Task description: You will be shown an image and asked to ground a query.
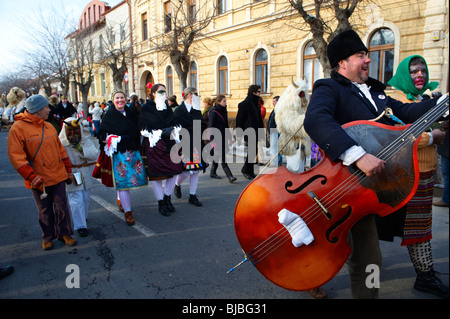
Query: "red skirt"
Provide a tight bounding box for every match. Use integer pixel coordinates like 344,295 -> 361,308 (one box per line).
92,150 -> 114,187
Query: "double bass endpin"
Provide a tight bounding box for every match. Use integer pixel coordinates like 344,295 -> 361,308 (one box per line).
308,191 -> 333,219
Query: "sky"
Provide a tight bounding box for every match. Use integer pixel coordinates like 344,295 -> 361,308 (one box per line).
0,0 -> 122,75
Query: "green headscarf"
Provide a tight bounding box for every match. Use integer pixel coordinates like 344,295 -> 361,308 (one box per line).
387,55 -> 439,101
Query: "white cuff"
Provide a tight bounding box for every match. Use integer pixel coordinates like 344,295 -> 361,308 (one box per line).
339,145 -> 366,166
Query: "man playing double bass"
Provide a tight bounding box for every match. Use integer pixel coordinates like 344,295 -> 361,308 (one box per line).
304,30 -> 448,298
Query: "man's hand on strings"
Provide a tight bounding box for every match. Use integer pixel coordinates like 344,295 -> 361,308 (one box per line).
355,153 -> 386,177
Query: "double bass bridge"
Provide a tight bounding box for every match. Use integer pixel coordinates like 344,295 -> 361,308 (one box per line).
308,191 -> 332,219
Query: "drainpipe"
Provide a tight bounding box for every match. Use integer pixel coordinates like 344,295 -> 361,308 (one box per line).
126,0 -> 136,93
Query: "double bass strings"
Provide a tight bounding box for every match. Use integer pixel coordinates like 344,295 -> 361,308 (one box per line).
247,96 -> 449,265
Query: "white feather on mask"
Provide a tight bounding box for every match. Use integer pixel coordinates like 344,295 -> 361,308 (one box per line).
275,78 -> 311,157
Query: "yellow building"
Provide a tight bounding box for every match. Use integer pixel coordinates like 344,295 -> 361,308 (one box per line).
73,0 -> 449,118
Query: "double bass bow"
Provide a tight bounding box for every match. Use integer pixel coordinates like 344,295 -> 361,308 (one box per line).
231,95 -> 448,291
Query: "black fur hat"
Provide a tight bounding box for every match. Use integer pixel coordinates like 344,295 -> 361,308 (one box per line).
327,30 -> 368,68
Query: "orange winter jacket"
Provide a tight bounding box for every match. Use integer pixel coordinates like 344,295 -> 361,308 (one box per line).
7,111 -> 71,189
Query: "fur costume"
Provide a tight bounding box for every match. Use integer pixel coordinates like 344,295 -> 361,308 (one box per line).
2,87 -> 26,125
48,94 -> 59,107
275,78 -> 311,158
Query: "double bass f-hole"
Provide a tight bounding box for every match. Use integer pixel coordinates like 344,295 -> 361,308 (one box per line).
285,174 -> 327,194
325,204 -> 352,244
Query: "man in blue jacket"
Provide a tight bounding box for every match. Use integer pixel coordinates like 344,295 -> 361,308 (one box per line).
304,29 -> 446,298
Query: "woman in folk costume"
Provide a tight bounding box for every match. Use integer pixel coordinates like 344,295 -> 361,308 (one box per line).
97,90 -> 147,226
59,117 -> 98,236
173,87 -> 208,207
139,84 -> 183,216
377,55 -> 448,298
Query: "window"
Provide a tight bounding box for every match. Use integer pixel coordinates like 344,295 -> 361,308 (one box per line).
190,62 -> 198,89
164,2 -> 172,33
99,35 -> 104,57
303,41 -> 322,91
142,13 -> 148,40
255,49 -> 268,93
91,79 -> 96,96
109,30 -> 115,45
368,28 -> 395,85
189,0 -> 196,23
167,66 -> 173,96
120,24 -> 125,42
100,73 -> 106,95
218,56 -> 228,94
217,0 -> 227,14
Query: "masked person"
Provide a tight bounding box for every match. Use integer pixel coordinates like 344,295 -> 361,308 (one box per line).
378,55 -> 448,298
59,117 -> 98,237
7,94 -> 77,250
140,84 -> 183,216
173,87 -> 208,207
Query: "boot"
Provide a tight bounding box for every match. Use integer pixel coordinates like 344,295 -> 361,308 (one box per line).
189,194 -> 203,207
58,235 -> 77,246
124,211 -> 135,225
42,241 -> 53,251
222,164 -> 237,183
210,162 -> 222,179
158,199 -> 171,216
414,268 -> 449,298
174,184 -> 182,198
116,199 -> 124,212
164,194 -> 175,213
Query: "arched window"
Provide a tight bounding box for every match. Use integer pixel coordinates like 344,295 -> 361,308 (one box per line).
167,66 -> 173,96
303,41 -> 321,91
368,28 -> 395,85
190,62 -> 198,89
218,56 -> 228,94
255,49 -> 268,93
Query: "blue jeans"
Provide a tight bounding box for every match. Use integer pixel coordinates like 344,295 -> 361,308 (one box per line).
441,156 -> 449,205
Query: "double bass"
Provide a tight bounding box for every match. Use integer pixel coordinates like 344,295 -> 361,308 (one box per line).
232,96 -> 448,291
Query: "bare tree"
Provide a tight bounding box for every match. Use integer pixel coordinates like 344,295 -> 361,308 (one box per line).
20,5 -> 75,97
288,0 -> 368,77
97,20 -> 134,92
155,0 -> 218,92
66,29 -> 97,109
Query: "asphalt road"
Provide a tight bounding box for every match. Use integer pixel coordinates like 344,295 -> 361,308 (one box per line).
0,129 -> 448,312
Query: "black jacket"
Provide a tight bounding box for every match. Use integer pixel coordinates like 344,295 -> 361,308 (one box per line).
235,94 -> 264,131
304,71 -> 436,161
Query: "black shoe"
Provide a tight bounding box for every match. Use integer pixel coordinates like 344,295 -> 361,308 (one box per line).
223,165 -> 237,183
189,194 -> 203,207
174,185 -> 181,198
164,194 -> 175,212
414,268 -> 449,298
158,200 -> 171,216
210,172 -> 222,179
210,163 -> 222,179
77,228 -> 89,237
0,265 -> 14,280
242,172 -> 256,180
